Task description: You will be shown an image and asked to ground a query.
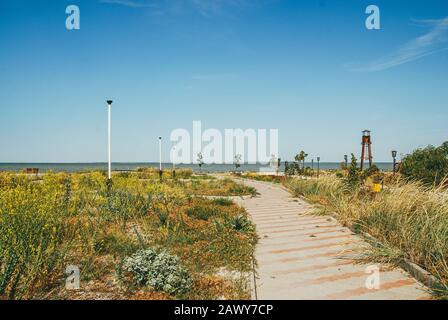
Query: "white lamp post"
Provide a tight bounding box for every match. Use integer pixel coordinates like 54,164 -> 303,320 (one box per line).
172,146 -> 176,171
158,136 -> 163,180
158,136 -> 162,171
107,100 -> 113,180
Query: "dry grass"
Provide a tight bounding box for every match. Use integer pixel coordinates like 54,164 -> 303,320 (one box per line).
285,175 -> 448,298
177,177 -> 258,197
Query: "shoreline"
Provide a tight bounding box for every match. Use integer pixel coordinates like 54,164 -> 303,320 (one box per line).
0,162 -> 395,173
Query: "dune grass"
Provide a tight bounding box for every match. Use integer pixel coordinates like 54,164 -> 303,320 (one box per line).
284,175 -> 448,298
0,171 -> 257,300
177,177 -> 258,197
241,172 -> 284,184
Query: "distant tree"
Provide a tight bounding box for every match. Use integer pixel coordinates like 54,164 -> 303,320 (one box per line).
197,152 -> 204,173
294,150 -> 308,173
234,154 -> 242,172
345,153 -> 361,187
400,141 -> 448,185
363,164 -> 380,179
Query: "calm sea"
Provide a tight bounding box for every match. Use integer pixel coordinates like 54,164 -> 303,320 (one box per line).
0,162 -> 394,173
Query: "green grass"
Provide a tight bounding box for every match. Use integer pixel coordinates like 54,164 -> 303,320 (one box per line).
0,171 -> 257,300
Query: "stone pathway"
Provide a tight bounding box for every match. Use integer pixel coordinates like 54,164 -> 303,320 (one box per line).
237,179 -> 431,300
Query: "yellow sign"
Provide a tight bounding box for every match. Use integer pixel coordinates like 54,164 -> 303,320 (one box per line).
372,183 -> 382,193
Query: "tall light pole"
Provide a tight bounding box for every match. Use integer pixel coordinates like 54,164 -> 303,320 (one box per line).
107,100 -> 113,180
158,137 -> 162,171
392,150 -> 397,174
172,146 -> 176,178
317,157 -> 320,178
344,154 -> 348,168
158,137 -> 162,180
172,146 -> 176,170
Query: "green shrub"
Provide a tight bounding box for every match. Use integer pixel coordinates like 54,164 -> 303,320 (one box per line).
101,190 -> 150,224
400,141 -> 448,185
186,203 -> 218,221
156,208 -> 169,226
225,214 -> 254,233
121,248 -> 192,296
0,179 -> 68,299
228,184 -> 257,196
94,232 -> 139,256
212,198 -> 233,206
345,154 -> 362,188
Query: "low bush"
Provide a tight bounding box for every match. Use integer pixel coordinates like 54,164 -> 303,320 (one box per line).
186,203 -> 218,221
400,141 -> 448,186
120,248 -> 192,297
225,214 -> 254,233
212,198 -> 233,206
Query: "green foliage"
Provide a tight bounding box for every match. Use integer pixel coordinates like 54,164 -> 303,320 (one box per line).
156,208 -> 169,226
0,170 -> 257,300
0,175 -> 69,299
186,203 -> 218,221
212,198 -> 233,206
294,150 -> 308,167
197,152 -> 204,172
94,232 -> 140,257
234,154 -> 242,171
345,154 -> 362,187
287,150 -> 314,176
228,183 -> 257,197
121,248 -> 192,296
102,190 -> 150,224
400,141 -> 448,185
225,214 -> 254,233
365,164 -> 380,176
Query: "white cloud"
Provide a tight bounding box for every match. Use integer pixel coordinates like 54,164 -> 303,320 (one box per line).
189,0 -> 250,17
99,0 -> 156,8
100,0 -> 260,16
351,17 -> 448,72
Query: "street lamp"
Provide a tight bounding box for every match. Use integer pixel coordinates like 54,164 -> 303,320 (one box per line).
158,137 -> 162,180
392,150 -> 397,174
317,157 -> 320,178
172,146 -> 176,178
106,100 -> 113,180
172,146 -> 176,170
344,154 -> 348,168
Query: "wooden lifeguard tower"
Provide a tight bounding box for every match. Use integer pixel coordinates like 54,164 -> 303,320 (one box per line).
360,130 -> 373,171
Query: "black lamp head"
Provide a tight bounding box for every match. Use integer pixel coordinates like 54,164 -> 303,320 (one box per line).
392,150 -> 397,158
107,100 -> 113,105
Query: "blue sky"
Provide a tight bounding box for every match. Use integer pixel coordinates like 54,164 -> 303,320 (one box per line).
0,0 -> 447,163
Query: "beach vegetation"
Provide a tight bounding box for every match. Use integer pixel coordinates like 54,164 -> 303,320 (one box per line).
284,175 -> 448,298
0,171 -> 257,300
400,141 -> 448,186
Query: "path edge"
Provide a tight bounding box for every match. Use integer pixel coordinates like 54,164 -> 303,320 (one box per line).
239,177 -> 445,297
